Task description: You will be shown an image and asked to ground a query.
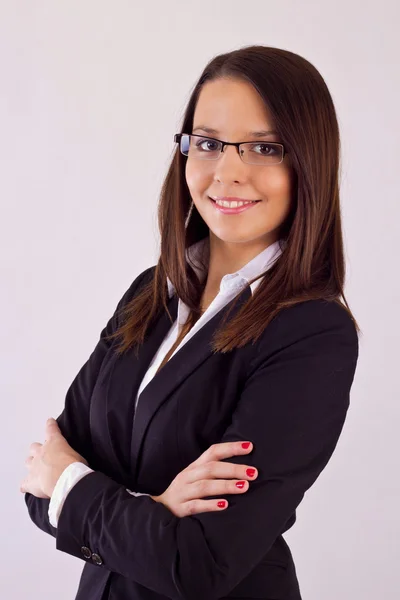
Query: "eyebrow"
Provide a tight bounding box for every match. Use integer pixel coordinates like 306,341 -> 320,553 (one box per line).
192,126 -> 278,138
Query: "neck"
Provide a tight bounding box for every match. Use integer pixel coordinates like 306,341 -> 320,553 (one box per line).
203,231 -> 279,296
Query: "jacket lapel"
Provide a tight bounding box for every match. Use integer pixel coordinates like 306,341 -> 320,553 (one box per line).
102,285 -> 252,483
101,292 -> 179,481
129,285 -> 252,481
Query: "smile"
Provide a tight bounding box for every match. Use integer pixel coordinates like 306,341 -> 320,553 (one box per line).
209,196 -> 261,215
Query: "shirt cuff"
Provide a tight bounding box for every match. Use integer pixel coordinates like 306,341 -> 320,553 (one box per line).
126,490 -> 151,497
48,462 -> 94,528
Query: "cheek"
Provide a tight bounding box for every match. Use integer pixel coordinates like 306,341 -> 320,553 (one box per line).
185,161 -> 211,195
257,169 -> 292,199
257,171 -> 294,222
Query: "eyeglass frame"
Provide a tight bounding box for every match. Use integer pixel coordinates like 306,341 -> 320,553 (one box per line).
174,132 -> 287,166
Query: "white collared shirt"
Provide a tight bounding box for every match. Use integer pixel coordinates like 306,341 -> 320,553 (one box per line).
48,238 -> 284,527
135,237 -> 283,404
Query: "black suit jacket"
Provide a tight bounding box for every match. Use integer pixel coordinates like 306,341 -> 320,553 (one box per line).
24,266 -> 359,600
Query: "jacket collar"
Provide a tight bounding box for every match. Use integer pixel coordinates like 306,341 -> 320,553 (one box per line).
167,237 -> 285,298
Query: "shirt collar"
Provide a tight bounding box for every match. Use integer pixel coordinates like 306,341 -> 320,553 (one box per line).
167,237 -> 285,298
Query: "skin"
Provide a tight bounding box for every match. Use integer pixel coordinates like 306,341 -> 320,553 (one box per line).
20,418 -> 87,498
185,77 -> 295,309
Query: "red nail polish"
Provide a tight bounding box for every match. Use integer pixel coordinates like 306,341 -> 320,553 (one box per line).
217,501 -> 226,508
246,468 -> 256,477
241,442 -> 250,449
236,481 -> 245,488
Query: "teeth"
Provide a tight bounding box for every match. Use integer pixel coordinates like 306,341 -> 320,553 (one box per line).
215,199 -> 256,208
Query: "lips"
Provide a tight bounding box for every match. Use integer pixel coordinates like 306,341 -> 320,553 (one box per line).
208,196 -> 261,205
210,196 -> 261,203
208,196 -> 261,215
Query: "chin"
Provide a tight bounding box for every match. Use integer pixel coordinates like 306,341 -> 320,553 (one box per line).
208,228 -> 262,245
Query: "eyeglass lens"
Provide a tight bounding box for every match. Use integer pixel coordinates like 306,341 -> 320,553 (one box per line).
180,134 -> 283,165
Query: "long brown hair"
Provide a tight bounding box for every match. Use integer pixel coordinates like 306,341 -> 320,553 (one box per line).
107,44 -> 361,357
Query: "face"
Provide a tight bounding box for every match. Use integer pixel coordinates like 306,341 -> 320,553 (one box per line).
185,77 -> 295,249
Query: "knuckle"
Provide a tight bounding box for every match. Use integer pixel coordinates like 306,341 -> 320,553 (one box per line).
186,501 -> 197,516
204,462 -> 214,477
209,444 -> 218,455
239,466 -> 249,478
175,471 -> 184,483
194,479 -> 206,495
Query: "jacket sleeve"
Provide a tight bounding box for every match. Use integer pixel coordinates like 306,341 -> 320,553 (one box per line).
23,267 -> 153,538
48,463 -> 152,529
51,300 -> 359,600
48,462 -> 95,528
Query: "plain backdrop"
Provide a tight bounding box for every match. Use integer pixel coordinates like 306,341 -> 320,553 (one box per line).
1,1 -> 399,599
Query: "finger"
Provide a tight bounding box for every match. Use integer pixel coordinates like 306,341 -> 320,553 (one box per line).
186,460 -> 258,484
183,498 -> 229,516
191,441 -> 253,467
24,456 -> 34,467
45,417 -> 60,438
29,442 -> 42,456
186,477 -> 250,500
20,478 -> 28,493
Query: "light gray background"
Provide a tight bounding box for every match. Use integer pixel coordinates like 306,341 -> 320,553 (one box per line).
2,1 -> 399,598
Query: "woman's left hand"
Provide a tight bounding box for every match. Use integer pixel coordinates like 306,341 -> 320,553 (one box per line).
20,418 -> 89,499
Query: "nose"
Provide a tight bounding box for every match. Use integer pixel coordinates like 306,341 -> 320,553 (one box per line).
213,144 -> 248,183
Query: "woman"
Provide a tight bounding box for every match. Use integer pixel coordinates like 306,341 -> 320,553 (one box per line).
22,45 -> 360,600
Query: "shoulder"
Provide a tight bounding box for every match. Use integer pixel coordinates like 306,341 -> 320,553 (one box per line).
273,298 -> 357,337
252,298 -> 359,366
120,265 -> 157,305
111,265 -> 157,324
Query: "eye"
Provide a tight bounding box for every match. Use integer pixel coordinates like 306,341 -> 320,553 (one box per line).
194,137 -> 221,152
250,143 -> 279,156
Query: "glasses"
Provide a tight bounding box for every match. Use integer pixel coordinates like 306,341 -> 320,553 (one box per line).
174,133 -> 286,166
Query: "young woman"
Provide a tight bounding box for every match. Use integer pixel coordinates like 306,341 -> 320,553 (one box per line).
22,45 -> 360,600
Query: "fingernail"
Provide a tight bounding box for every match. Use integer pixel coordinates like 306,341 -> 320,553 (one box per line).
241,442 -> 251,449
236,481 -> 246,489
217,501 -> 226,508
246,468 -> 256,477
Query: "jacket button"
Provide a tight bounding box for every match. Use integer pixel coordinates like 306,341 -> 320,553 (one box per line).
81,546 -> 92,559
91,553 -> 103,566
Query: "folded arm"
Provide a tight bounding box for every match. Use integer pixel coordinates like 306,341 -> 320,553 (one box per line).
48,462 -> 151,528
24,267 -> 153,536
52,300 -> 359,600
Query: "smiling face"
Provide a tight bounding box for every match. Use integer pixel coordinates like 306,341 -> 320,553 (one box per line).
185,77 -> 295,249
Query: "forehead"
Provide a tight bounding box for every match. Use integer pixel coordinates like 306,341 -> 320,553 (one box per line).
193,78 -> 276,138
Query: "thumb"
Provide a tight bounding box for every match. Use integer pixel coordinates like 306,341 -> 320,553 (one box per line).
45,417 -> 60,437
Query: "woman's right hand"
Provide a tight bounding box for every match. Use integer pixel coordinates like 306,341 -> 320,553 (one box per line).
151,441 -> 258,517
